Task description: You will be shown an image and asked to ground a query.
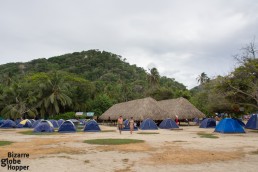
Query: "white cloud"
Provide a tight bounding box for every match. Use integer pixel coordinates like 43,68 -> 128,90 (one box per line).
0,0 -> 258,88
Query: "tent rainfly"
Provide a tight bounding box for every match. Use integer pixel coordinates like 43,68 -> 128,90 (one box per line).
158,97 -> 206,120
99,97 -> 169,121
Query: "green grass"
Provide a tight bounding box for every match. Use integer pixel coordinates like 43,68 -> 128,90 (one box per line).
197,132 -> 219,139
0,141 -> 13,146
137,132 -> 159,135
18,130 -> 58,135
84,138 -> 144,145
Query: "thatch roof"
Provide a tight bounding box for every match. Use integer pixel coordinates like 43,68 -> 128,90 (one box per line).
158,97 -> 206,120
99,97 -> 169,121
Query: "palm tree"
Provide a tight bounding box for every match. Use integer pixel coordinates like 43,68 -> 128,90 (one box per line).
147,68 -> 160,89
196,72 -> 210,85
1,83 -> 37,119
37,72 -> 72,118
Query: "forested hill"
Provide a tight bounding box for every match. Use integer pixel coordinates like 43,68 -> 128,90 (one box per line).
0,49 -> 189,119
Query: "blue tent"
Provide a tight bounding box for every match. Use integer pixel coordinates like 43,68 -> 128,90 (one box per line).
0,120 -> 16,128
122,119 -> 138,131
200,118 -> 216,128
15,119 -> 22,125
233,118 -> 245,127
245,114 -> 258,130
83,120 -> 101,132
16,119 -> 32,128
193,117 -> 201,125
49,120 -> 59,128
215,118 -> 245,133
0,120 -> 5,126
159,118 -> 179,129
57,119 -> 65,126
140,118 -> 158,130
29,119 -> 35,124
58,120 -> 76,133
33,120 -> 54,132
32,119 -> 42,128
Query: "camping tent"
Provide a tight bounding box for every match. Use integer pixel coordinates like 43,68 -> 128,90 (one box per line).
49,120 -> 59,128
159,118 -> 179,129
33,120 -> 54,132
122,119 -> 138,131
32,119 -> 42,128
140,118 -> 158,130
245,114 -> 258,130
215,118 -> 245,133
233,118 -> 245,127
57,119 -> 65,126
16,119 -> 32,128
0,120 -> 5,126
15,119 -> 22,125
199,118 -> 216,128
0,120 -> 16,128
58,120 -> 76,133
83,120 -> 101,132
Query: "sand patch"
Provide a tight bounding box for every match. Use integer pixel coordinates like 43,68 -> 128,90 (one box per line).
0,138 -> 85,158
96,143 -> 155,152
143,145 -> 243,165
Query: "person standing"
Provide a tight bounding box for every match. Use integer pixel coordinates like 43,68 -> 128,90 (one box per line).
117,115 -> 123,134
129,117 -> 134,134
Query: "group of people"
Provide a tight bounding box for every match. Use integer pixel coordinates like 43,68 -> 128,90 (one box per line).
117,116 -> 134,134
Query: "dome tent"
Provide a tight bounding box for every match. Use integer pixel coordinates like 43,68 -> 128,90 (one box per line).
200,118 -> 216,128
57,119 -> 65,126
0,120 -> 16,128
49,120 -> 59,128
245,114 -> 258,130
159,118 -> 179,129
58,120 -> 76,133
32,119 -> 43,128
215,118 -> 245,133
140,118 -> 158,130
16,119 -> 32,128
122,119 -> 138,131
83,120 -> 101,132
33,120 -> 54,132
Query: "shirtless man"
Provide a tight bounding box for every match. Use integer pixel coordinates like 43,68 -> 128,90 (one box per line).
117,116 -> 123,134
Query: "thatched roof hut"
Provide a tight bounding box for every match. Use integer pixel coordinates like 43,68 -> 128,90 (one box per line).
100,97 -> 168,121
158,97 -> 206,120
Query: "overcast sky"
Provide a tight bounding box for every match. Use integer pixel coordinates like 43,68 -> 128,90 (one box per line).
0,0 -> 258,88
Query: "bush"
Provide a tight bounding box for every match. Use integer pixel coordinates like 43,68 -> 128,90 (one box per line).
52,112 -> 76,120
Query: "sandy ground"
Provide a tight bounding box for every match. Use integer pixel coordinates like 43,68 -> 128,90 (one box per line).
0,125 -> 258,172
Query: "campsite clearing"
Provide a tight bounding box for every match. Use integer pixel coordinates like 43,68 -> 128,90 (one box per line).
0,125 -> 258,172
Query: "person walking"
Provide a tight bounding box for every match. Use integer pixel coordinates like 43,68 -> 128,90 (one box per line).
129,117 -> 134,134
117,115 -> 123,134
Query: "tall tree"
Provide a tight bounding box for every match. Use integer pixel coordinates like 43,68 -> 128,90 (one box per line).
147,68 -> 160,89
36,72 -> 72,118
196,72 -> 210,85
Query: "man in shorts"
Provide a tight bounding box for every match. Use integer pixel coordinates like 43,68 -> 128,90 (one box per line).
117,115 -> 123,134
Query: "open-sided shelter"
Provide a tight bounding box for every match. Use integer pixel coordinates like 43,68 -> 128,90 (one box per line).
100,97 -> 168,121
158,97 -> 206,120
